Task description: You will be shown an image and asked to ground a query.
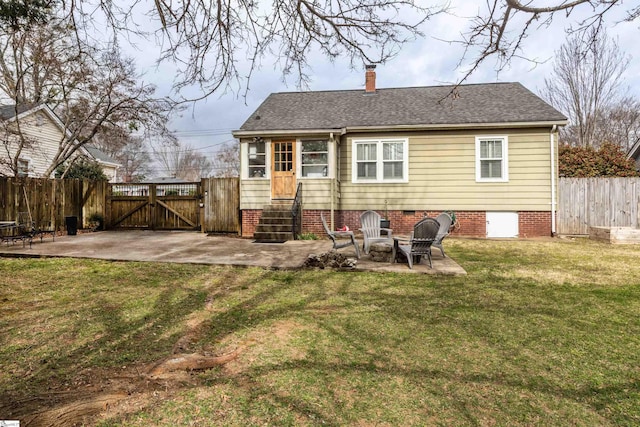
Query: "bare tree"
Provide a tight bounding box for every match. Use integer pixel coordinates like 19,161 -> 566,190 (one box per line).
153,141 -> 213,181
212,142 -> 239,178
47,1 -> 446,100
542,30 -> 632,148
0,18 -> 175,177
593,97 -> 640,152
115,137 -> 153,183
7,1 -> 636,101
457,0 -> 634,85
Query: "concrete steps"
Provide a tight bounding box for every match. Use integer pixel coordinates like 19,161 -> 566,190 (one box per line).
254,204 -> 294,242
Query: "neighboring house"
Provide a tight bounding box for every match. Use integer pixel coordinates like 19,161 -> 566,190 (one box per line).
627,140 -> 640,171
0,104 -> 120,182
232,66 -> 567,240
84,146 -> 120,182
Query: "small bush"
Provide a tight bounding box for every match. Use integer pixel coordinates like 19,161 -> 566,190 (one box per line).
297,232 -> 319,240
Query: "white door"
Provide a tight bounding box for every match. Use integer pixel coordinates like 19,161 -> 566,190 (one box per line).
486,212 -> 519,238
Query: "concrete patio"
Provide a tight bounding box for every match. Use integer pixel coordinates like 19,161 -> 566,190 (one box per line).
0,231 -> 466,275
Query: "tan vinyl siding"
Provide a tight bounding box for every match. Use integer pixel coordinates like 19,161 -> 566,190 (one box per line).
240,179 -> 271,209
299,179 -> 333,210
339,128 -> 554,212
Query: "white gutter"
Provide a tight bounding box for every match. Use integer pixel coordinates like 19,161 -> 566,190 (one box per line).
550,125 -> 557,235
233,121 -> 569,138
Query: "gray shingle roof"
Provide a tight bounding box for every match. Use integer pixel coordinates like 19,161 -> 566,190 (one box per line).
0,104 -> 33,120
84,146 -> 119,165
236,82 -> 566,132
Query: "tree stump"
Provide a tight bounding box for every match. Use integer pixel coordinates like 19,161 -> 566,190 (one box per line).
369,243 -> 392,262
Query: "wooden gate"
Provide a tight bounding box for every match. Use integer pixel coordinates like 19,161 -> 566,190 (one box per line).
106,182 -> 202,230
202,177 -> 240,233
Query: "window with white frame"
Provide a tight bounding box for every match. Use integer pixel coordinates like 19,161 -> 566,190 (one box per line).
352,138 -> 408,183
301,139 -> 328,177
247,140 -> 266,178
476,136 -> 508,182
17,158 -> 29,177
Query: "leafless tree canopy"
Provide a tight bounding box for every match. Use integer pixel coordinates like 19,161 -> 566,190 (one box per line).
212,142 -> 239,178
0,18 -> 175,177
457,0 -> 634,85
4,1 -> 638,99
52,0 -> 445,100
153,141 -> 213,181
542,30 -> 638,149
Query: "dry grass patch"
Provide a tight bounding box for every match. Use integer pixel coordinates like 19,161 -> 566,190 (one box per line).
1,238 -> 640,426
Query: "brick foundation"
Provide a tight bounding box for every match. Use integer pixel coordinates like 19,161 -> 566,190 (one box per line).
518,211 -> 552,238
241,209 -> 553,239
241,209 -> 262,237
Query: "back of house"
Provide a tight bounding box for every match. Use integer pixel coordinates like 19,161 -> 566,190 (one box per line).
233,67 -> 567,240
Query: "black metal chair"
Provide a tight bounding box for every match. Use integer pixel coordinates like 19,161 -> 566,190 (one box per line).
393,217 -> 440,269
320,213 -> 361,259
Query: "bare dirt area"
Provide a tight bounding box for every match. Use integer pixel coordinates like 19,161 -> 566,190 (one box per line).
2,284 -> 248,427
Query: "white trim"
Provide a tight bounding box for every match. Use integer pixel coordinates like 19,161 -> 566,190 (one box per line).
475,136 -> 509,182
550,126 -> 557,235
351,138 -> 409,183
232,121 -> 568,138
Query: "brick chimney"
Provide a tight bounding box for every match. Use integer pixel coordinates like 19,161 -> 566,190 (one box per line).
365,64 -> 377,93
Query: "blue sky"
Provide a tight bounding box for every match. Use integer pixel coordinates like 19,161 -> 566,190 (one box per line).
129,1 -> 640,170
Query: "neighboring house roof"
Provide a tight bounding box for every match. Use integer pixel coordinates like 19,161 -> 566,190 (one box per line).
141,177 -> 191,184
627,140 -> 640,161
0,104 -> 33,120
84,146 -> 120,167
234,82 -> 567,135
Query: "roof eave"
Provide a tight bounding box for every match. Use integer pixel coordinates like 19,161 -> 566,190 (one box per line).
344,120 -> 568,133
232,128 -> 344,138
627,139 -> 640,159
233,120 -> 568,138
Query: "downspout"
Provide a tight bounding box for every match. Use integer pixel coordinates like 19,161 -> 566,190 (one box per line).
330,132 -> 335,229
550,125 -> 557,236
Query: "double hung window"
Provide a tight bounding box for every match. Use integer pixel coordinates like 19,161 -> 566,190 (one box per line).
352,138 -> 408,183
247,140 -> 266,178
476,136 -> 508,182
301,140 -> 328,177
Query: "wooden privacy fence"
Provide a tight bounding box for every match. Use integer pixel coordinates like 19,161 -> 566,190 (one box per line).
0,176 -> 240,234
202,177 -> 240,233
557,177 -> 640,235
0,177 -> 106,232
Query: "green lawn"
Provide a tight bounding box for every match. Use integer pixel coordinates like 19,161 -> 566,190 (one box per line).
1,238 -> 639,426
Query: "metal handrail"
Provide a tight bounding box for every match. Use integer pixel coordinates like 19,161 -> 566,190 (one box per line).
291,182 -> 303,239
